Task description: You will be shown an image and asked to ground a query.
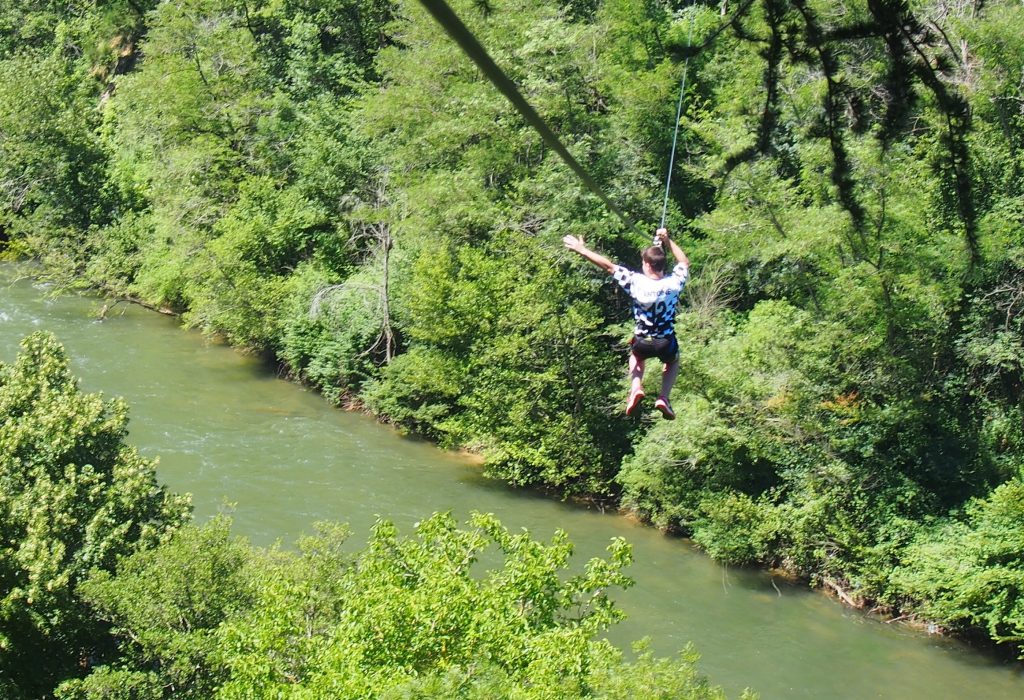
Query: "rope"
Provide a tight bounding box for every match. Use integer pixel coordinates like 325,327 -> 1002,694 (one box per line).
418,0 -> 710,242
416,0 -> 636,231
659,6 -> 697,234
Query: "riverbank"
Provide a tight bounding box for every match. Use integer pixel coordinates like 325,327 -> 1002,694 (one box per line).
4,262 -> 1023,697
8,261 -> 1022,668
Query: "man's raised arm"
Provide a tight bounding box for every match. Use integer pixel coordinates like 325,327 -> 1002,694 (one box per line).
656,228 -> 689,269
563,235 -> 615,273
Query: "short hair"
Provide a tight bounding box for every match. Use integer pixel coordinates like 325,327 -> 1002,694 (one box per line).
642,245 -> 666,274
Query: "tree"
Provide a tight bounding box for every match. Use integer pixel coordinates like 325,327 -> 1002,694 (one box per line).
58,517 -> 252,699
63,513 -> 752,698
0,332 -> 190,697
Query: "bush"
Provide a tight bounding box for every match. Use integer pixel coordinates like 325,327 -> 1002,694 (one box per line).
278,263 -> 386,403
692,492 -> 782,566
892,478 -> 1024,658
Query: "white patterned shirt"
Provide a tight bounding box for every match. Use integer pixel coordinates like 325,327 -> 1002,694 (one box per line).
611,262 -> 689,338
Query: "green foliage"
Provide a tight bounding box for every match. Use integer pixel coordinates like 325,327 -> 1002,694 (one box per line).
0,51 -> 109,260
215,512 -> 632,696
368,229 -> 631,494
589,642 -> 757,700
363,345 -> 468,439
179,177 -> 336,350
63,514 -> 743,699
4,0 -> 1024,660
618,301 -> 830,530
616,290 -> 981,597
58,517 -> 253,699
691,491 -> 782,566
55,667 -> 164,700
277,264 -> 378,403
892,478 -> 1024,658
0,332 -> 190,698
83,0 -> 376,325
81,210 -> 151,295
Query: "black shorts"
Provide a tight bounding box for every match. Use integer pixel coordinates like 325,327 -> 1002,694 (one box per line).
630,335 -> 679,363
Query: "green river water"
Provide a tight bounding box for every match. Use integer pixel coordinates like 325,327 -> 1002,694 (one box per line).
1,264 -> 1021,699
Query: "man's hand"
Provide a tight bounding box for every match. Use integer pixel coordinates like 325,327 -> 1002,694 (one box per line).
563,234 -> 615,273
563,234 -> 586,252
658,228 -> 689,269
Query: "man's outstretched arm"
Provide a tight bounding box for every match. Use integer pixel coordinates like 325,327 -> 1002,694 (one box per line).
563,235 -> 615,273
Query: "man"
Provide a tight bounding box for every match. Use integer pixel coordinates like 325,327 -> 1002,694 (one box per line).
563,228 -> 689,419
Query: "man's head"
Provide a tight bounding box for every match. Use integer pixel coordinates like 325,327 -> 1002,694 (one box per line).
641,245 -> 667,277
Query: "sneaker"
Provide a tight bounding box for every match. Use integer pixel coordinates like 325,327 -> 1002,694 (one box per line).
655,396 -> 675,420
625,388 -> 645,416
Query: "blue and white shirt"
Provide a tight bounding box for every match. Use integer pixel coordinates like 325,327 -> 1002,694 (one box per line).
612,262 -> 689,338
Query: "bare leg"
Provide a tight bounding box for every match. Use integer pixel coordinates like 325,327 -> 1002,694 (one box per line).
660,357 -> 679,399
655,358 -> 680,419
629,352 -> 646,394
626,352 -> 646,415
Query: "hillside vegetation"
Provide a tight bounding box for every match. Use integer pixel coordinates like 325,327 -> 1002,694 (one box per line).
1,0 -> 1022,662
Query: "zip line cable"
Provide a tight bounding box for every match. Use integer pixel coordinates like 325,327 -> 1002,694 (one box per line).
417,0 -> 705,237
660,8 -> 696,231
416,0 -> 635,231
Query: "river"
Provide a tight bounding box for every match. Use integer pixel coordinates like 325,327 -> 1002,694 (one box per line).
1,264 -> 1020,699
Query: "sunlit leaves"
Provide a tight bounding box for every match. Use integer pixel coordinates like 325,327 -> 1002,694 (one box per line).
893,478 -> 1024,658
0,333 -> 190,697
69,512 -> 733,698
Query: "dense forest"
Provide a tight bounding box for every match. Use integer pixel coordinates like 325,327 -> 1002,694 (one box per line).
1,0 -> 1022,690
